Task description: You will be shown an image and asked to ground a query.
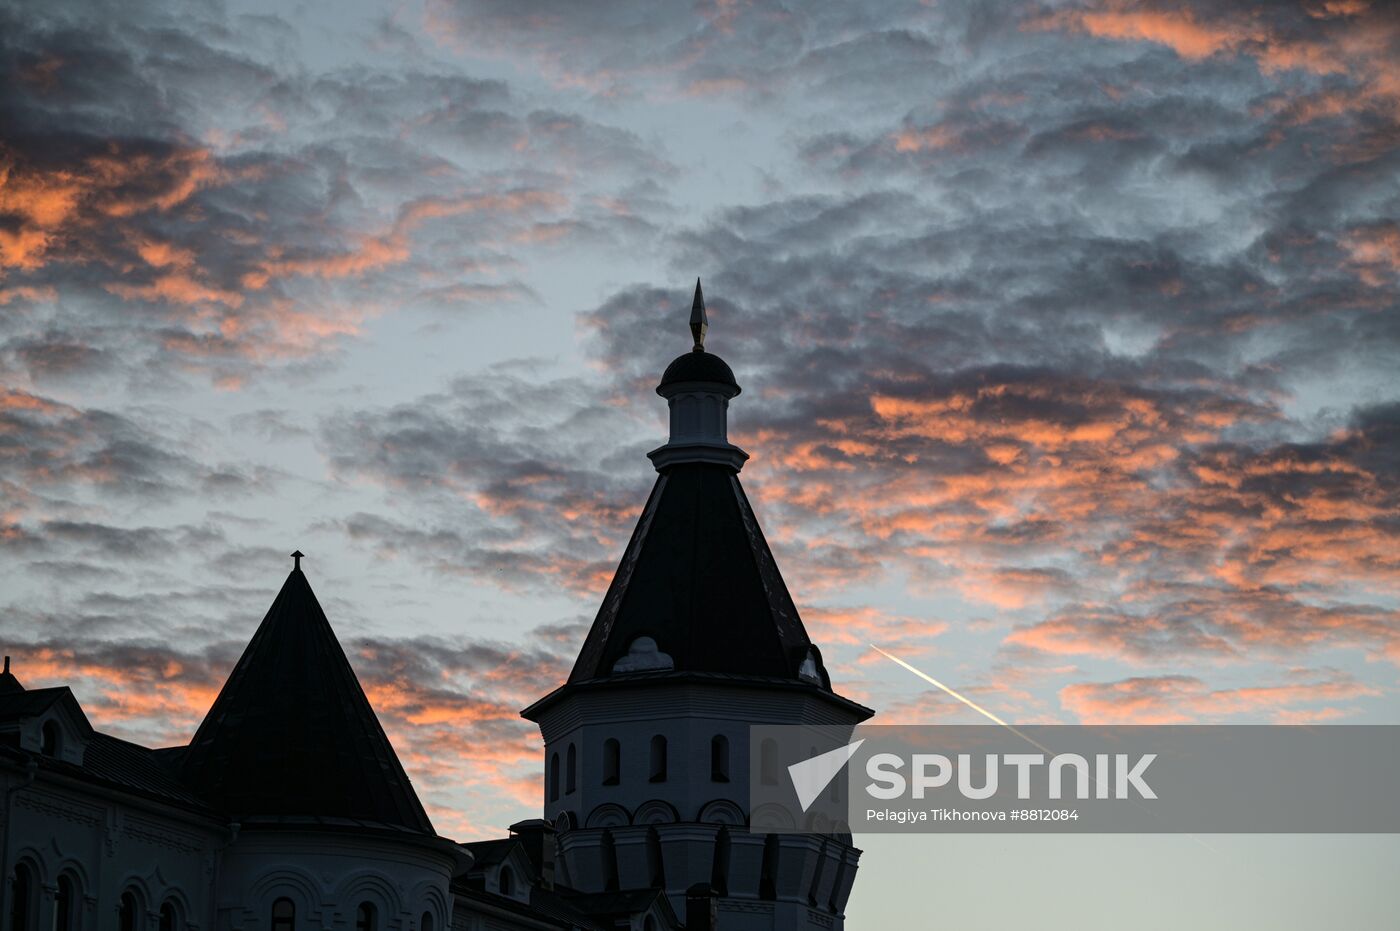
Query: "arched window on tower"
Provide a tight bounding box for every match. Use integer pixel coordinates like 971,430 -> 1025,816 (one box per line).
710,734 -> 729,782
420,912 -> 433,931
566,743 -> 577,794
711,825 -> 732,896
54,875 -> 77,931
549,751 -> 560,802
271,898 -> 295,931
40,720 -> 60,757
760,738 -> 779,786
646,826 -> 666,888
355,903 -> 376,931
118,890 -> 140,931
9,862 -> 35,931
158,901 -> 179,931
602,738 -> 620,786
759,834 -> 779,900
601,830 -> 620,892
649,735 -> 667,783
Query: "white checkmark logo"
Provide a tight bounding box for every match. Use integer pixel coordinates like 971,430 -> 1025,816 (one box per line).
788,739 -> 865,812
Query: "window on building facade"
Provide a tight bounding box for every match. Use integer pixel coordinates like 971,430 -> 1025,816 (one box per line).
10,862 -> 35,931
602,738 -> 620,785
760,738 -> 779,786
41,720 -> 60,757
759,834 -> 779,900
646,826 -> 666,889
54,875 -> 77,931
649,735 -> 667,782
118,891 -> 140,931
271,898 -> 295,931
498,867 -> 514,897
354,903 -> 376,931
420,912 -> 433,931
549,751 -> 560,801
158,901 -> 178,931
601,830 -> 619,893
712,825 -> 732,897
710,734 -> 729,782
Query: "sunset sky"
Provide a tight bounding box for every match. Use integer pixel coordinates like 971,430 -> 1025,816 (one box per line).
2,0 -> 1397,925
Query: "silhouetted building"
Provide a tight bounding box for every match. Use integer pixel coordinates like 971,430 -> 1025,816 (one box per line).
0,283 -> 871,931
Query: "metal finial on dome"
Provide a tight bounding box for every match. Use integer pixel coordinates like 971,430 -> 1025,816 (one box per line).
291,549 -> 304,570
689,278 -> 707,352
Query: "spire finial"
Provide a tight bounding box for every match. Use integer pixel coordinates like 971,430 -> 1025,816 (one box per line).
689,278 -> 707,352
2,656 -> 8,674
291,550 -> 304,571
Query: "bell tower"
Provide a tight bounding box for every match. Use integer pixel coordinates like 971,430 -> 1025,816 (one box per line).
522,282 -> 873,930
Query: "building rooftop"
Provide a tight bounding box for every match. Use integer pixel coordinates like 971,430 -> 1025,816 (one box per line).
179,557 -> 435,834
567,462 -> 826,685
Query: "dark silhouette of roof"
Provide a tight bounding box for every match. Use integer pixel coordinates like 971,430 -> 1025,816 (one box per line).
566,461 -> 820,684
462,836 -> 521,869
657,350 -> 739,392
0,655 -> 23,696
0,671 -> 204,811
0,733 -> 213,813
0,686 -> 66,721
71,734 -> 212,809
180,564 -> 434,834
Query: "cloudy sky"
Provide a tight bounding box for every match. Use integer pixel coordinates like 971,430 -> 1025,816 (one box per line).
2,0 -> 1397,924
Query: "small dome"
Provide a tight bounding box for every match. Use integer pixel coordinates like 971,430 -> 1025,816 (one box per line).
657,350 -> 741,394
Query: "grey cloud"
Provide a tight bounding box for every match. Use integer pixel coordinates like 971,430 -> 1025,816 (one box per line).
424,0 -> 946,98
0,0 -> 680,391
0,390 -> 200,499
318,368 -> 657,592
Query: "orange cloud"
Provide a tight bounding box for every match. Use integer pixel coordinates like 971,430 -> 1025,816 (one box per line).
1032,0 -> 1400,124
1075,7 -> 1248,60
1060,672 -> 1379,724
246,191 -> 567,286
1342,222 -> 1400,285
893,124 -> 964,153
0,144 -> 231,271
803,605 -> 948,651
106,273 -> 245,308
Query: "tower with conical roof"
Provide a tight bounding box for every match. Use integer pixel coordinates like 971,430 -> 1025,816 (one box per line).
181,554 -> 462,924
522,282 -> 873,930
182,557 -> 435,832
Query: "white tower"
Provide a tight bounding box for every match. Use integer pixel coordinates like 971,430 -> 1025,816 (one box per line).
522,282 -> 873,930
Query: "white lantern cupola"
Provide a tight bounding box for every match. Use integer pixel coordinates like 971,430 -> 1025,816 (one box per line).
647,279 -> 749,473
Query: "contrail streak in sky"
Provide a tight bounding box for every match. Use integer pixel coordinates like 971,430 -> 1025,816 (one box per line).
871,643 -> 1052,756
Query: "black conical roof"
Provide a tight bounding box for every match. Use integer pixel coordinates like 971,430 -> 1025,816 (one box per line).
568,461 -> 820,684
181,567 -> 434,833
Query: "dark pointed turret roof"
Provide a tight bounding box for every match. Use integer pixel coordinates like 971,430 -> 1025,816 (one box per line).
568,461 -> 822,684
181,563 -> 434,833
